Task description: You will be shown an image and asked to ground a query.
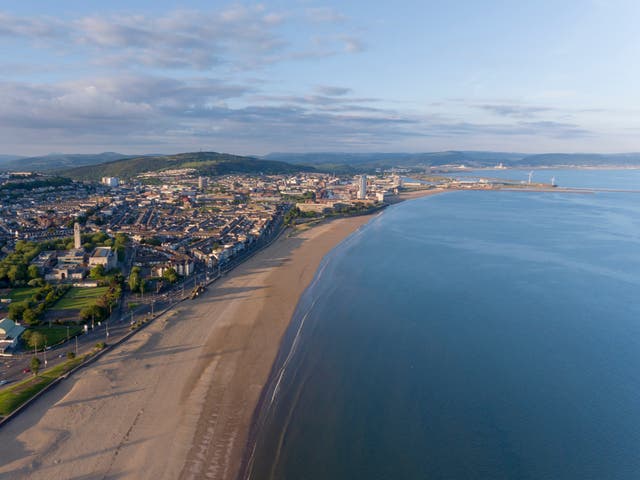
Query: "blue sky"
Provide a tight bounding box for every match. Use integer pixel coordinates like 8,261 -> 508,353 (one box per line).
1,0 -> 639,155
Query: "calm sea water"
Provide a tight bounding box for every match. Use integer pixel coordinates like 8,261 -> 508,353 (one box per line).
455,168 -> 640,190
246,175 -> 640,480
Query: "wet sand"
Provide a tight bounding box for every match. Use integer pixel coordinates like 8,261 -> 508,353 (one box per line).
0,215 -> 376,480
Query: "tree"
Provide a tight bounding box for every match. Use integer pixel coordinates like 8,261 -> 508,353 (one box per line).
44,291 -> 56,305
7,264 -> 27,284
90,264 -> 105,279
30,356 -> 41,376
114,233 -> 128,247
128,267 -> 141,292
27,278 -> 45,287
80,304 -> 106,323
8,301 -> 27,321
27,264 -> 40,280
22,308 -> 39,325
28,331 -> 46,351
162,267 -> 178,284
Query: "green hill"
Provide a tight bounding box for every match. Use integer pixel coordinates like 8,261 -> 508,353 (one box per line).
3,152 -> 132,171
60,151 -> 314,180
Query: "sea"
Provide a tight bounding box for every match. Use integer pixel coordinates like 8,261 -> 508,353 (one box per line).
245,169 -> 640,480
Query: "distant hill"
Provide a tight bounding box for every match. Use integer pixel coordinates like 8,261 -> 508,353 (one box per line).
264,151 -> 527,169
1,152 -> 132,172
60,151 -> 314,180
265,151 -> 640,169
0,154 -> 25,165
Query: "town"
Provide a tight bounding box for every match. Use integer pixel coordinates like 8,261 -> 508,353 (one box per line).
0,167 -> 430,403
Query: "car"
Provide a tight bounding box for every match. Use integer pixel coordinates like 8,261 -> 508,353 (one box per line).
0,380 -> 8,385
22,368 -> 31,374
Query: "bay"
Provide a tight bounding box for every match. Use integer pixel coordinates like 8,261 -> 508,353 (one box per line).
246,177 -> 640,480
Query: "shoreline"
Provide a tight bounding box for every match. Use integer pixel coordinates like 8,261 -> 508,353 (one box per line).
0,215 -> 380,480
0,189 -> 441,480
177,215 -> 378,480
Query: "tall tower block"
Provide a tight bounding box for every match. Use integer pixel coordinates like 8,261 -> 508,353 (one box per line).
357,174 -> 367,200
74,222 -> 82,250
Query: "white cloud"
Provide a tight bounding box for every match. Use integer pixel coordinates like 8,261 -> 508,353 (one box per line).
0,7 -> 364,71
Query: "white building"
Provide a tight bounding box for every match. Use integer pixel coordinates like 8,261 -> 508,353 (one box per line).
101,177 -> 120,187
88,246 -> 117,270
357,175 -> 367,200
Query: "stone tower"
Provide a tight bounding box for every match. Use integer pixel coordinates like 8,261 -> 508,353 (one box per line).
74,222 -> 81,250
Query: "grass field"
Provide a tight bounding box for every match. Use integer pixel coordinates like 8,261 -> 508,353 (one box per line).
8,287 -> 39,303
51,287 -> 109,310
26,325 -> 83,346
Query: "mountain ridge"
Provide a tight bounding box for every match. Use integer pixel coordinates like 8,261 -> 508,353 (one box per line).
59,151 -> 315,180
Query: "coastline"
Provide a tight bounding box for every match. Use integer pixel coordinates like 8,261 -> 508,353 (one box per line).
0,189 -> 440,480
0,214 -> 376,480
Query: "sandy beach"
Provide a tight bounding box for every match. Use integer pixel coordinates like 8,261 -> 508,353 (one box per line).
0,214 -> 378,480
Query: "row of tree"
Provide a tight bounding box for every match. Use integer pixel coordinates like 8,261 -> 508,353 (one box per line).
8,284 -> 71,325
79,281 -> 122,324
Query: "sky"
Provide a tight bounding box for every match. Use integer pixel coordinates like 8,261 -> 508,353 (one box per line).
1,0 -> 639,156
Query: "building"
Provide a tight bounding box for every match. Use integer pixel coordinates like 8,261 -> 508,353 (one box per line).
30,250 -> 57,274
296,201 -> 347,213
153,256 -> 195,277
45,265 -> 86,282
101,177 -> 120,187
358,175 -> 367,200
74,222 -> 82,250
88,246 -> 117,270
376,191 -> 393,202
0,318 -> 25,355
198,176 -> 208,190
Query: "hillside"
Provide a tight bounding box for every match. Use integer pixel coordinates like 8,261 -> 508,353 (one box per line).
60,151 -> 314,180
1,152 -> 131,171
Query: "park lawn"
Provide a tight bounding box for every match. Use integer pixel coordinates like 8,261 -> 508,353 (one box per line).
51,287 -> 109,310
8,287 -> 39,303
0,356 -> 85,417
26,325 -> 83,346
